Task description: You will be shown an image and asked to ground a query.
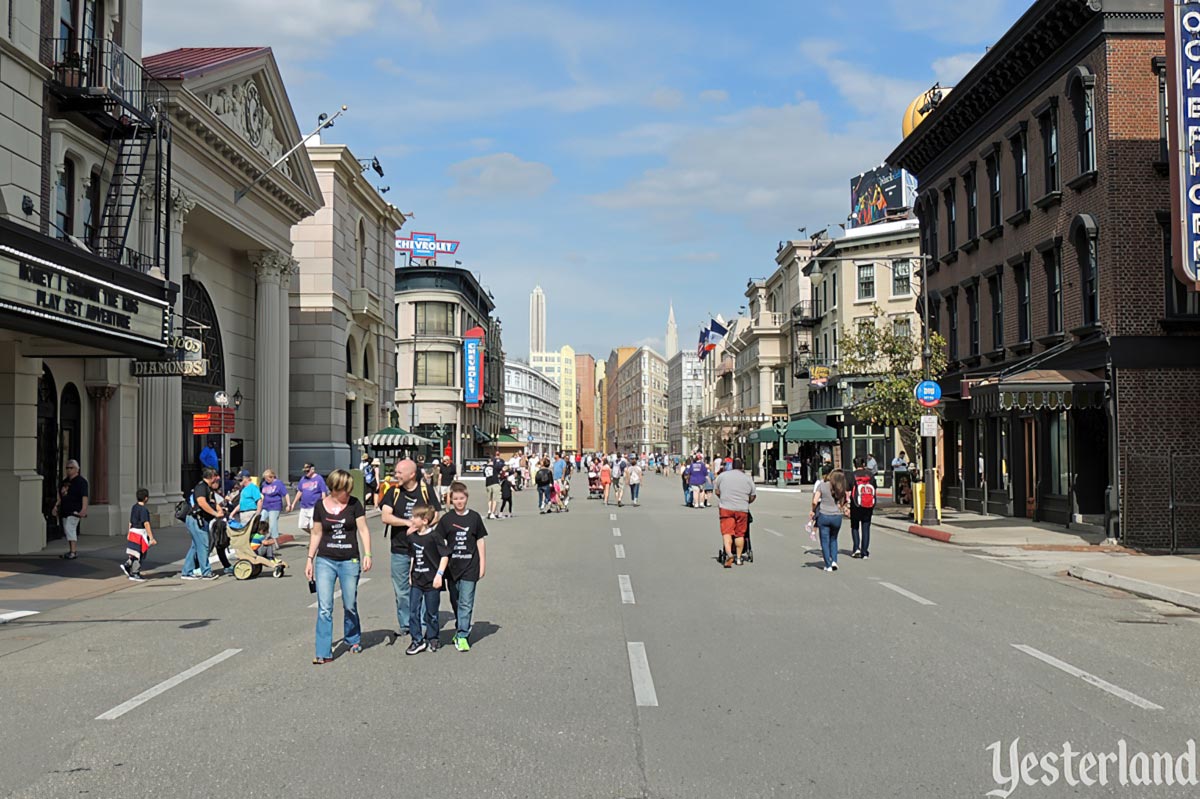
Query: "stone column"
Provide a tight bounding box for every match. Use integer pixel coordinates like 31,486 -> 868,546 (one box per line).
0,342 -> 45,554
87,385 -> 115,505
138,187 -> 194,518
250,251 -> 293,475
759,365 -> 773,415
279,257 -> 298,478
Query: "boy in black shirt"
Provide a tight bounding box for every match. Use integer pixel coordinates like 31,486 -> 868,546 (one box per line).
122,488 -> 156,581
406,504 -> 450,655
435,482 -> 489,652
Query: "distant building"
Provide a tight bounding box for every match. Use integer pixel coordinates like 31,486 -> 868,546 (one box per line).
665,303 -> 679,359
614,347 -> 668,454
529,285 -> 546,357
575,353 -> 598,451
605,347 -> 637,451
668,350 -> 703,456
503,360 -> 560,456
530,346 -> 578,452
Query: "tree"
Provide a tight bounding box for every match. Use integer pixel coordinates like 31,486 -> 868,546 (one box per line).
836,305 -> 948,462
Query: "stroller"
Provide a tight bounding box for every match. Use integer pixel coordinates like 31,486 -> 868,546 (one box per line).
715,512 -> 755,565
226,511 -> 287,580
587,470 -> 603,500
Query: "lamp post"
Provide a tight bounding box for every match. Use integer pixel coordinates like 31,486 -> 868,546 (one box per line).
918,254 -> 939,523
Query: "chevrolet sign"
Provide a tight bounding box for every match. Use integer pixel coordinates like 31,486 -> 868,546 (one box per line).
396,231 -> 460,260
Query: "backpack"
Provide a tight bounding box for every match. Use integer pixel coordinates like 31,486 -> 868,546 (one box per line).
536,468 -> 552,486
174,493 -> 191,522
853,473 -> 876,509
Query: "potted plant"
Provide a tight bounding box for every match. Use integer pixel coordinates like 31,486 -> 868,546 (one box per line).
56,51 -> 85,88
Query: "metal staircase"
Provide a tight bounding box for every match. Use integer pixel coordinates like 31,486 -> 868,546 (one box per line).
96,124 -> 150,264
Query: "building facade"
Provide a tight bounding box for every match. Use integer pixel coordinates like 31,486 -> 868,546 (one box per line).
529,285 -> 545,356
394,265 -> 505,468
574,352 -> 597,452
604,346 -> 636,451
614,346 -> 668,454
697,319 -> 742,458
888,0 -> 1198,546
289,142 -> 404,474
503,359 -> 560,456
529,345 -> 577,452
667,349 -> 702,456
664,303 -> 679,359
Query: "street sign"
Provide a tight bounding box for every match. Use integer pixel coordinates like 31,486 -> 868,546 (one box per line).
915,380 -> 942,408
920,415 -> 939,438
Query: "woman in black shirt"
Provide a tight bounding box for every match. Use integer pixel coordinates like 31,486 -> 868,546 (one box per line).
305,469 -> 373,664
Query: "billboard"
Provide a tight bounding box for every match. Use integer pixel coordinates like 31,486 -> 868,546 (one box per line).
850,165 -> 918,228
396,231 -> 460,261
1166,1 -> 1200,289
463,324 -> 486,408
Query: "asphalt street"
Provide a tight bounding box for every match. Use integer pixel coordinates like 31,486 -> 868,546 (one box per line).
2,475 -> 1200,798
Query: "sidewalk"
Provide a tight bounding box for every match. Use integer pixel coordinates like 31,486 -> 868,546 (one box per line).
0,507 -> 381,614
871,499 -> 1200,613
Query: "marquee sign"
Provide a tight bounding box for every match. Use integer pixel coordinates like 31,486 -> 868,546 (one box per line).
396,231 -> 460,261
463,324 -> 486,408
1167,0 -> 1200,289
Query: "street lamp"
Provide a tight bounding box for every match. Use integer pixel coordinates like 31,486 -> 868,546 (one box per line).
918,253 -> 939,523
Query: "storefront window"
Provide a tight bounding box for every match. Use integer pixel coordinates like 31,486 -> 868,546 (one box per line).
1045,411 -> 1070,495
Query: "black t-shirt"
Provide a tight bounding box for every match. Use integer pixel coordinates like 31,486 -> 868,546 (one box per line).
435,509 -> 488,582
60,475 -> 89,516
440,463 -> 456,484
408,528 -> 451,589
129,503 -> 150,530
501,477 -> 513,498
191,480 -> 217,522
383,481 -> 442,554
314,496 -> 366,561
485,458 -> 504,486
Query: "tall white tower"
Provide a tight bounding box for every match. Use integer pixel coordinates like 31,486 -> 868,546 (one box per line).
665,302 -> 679,359
529,286 -> 547,356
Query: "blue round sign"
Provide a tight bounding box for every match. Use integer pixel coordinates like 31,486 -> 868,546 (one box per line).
915,380 -> 942,407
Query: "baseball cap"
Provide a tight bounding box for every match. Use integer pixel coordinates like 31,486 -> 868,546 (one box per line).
237,469 -> 251,478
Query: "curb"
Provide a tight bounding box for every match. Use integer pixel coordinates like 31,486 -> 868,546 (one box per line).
1066,565 -> 1200,613
907,524 -> 952,543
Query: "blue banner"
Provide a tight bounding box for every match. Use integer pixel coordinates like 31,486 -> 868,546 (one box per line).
463,338 -> 482,406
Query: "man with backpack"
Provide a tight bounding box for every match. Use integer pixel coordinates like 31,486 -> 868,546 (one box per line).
849,456 -> 876,559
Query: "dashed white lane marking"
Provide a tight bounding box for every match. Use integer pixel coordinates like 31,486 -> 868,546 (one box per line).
610,513 -> 618,521
762,528 -> 784,538
96,649 -> 242,720
879,581 -> 937,606
1012,644 -> 1163,711
613,527 -> 621,537
627,642 -> 659,707
308,577 -> 370,608
615,544 -> 626,559
0,610 -> 39,623
618,574 -> 635,604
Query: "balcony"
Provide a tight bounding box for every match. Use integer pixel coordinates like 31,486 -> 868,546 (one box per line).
47,37 -> 168,130
351,287 -> 383,324
751,310 -> 786,329
792,300 -> 820,326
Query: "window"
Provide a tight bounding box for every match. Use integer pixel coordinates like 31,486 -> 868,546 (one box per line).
1011,127 -> 1029,212
929,297 -> 941,339
356,219 -> 366,289
1015,258 -> 1031,342
1040,104 -> 1060,193
82,169 -> 100,246
54,159 -> 75,240
943,184 -> 957,251
831,271 -> 838,307
1161,215 -> 1200,317
1044,245 -> 1063,334
821,279 -> 828,313
857,263 -> 875,300
345,338 -> 354,375
1155,56 -> 1169,163
892,259 -> 911,296
362,347 -> 371,381
988,273 -> 1004,350
965,167 -> 978,241
1045,411 -> 1070,495
1077,231 -> 1099,326
59,0 -> 77,43
892,316 -> 912,339
415,302 -> 455,336
416,351 -> 454,386
832,328 -> 838,361
986,153 -> 1001,228
966,285 -> 980,356
772,368 -> 785,403
1070,71 -> 1097,175
950,293 -> 960,359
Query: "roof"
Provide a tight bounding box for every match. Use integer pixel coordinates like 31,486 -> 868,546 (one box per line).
143,47 -> 270,80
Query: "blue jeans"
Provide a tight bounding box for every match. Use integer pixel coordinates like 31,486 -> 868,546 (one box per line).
537,484 -> 551,508
181,516 -> 212,577
409,584 -> 440,642
448,578 -> 477,640
850,510 -> 872,556
817,513 -> 843,568
683,485 -> 692,505
390,551 -> 412,632
262,509 -> 281,539
314,556 -> 361,658
630,483 -> 640,503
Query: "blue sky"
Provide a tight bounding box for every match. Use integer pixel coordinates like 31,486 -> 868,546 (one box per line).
147,0 -> 1033,361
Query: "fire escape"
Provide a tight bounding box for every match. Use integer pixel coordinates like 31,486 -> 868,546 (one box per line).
46,37 -> 171,276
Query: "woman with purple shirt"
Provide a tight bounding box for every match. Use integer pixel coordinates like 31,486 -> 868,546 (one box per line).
259,469 -> 289,535
288,463 -> 329,534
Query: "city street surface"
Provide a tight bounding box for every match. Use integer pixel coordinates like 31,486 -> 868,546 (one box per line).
3,478 -> 1199,798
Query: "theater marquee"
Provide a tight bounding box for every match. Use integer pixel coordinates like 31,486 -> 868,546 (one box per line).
1168,0 -> 1200,289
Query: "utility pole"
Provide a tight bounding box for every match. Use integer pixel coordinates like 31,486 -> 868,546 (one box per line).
920,254 -> 939,522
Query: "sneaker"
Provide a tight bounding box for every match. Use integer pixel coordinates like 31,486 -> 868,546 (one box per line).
735,556 -> 744,566
862,553 -> 870,559
454,637 -> 470,652
427,639 -> 440,653
128,573 -> 146,582
824,566 -> 833,573
831,563 -> 838,571
723,556 -> 733,569
406,640 -> 427,656
180,573 -> 200,581
202,573 -> 220,580
60,552 -> 77,560
120,561 -> 130,576
851,550 -> 862,559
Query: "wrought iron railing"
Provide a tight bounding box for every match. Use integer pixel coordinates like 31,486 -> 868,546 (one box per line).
48,37 -> 169,125
791,300 -> 819,323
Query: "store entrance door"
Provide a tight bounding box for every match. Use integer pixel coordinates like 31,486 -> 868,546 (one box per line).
1023,417 -> 1037,518
36,366 -> 60,541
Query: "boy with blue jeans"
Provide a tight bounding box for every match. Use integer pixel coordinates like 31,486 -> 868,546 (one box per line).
406,504 -> 450,655
435,481 -> 489,652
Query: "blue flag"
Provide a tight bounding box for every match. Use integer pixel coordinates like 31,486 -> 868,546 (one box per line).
697,327 -> 709,360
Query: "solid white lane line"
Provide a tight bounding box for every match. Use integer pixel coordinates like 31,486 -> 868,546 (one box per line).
627,642 -> 659,707
612,527 -> 621,537
618,574 -> 635,604
762,528 -> 784,538
879,581 -> 937,606
308,577 -> 370,608
0,610 -> 39,623
96,649 -> 242,720
610,513 -> 618,521
615,544 -> 626,559
1012,644 -> 1163,711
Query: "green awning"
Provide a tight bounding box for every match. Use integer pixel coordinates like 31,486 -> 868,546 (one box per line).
747,418 -> 839,444
495,434 -> 521,444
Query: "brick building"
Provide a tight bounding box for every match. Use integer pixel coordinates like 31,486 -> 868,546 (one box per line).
888,0 -> 1200,547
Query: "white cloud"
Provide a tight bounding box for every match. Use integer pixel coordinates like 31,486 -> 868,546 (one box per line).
932,51 -> 985,85
646,87 -> 685,110
799,40 -> 926,124
634,336 -> 665,354
447,153 -> 556,198
699,89 -> 729,103
567,122 -> 691,158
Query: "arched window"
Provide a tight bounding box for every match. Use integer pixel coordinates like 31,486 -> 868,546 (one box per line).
356,219 -> 367,289
1071,214 -> 1100,327
1066,66 -> 1097,176
82,168 -> 101,247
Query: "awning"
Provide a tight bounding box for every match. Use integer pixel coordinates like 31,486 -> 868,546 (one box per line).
746,418 -> 839,444
970,369 -> 1106,415
355,427 -> 437,449
495,434 -> 521,444
473,425 -> 495,444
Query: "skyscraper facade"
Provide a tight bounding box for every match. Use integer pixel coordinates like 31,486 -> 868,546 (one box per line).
665,303 -> 679,359
529,285 -> 546,357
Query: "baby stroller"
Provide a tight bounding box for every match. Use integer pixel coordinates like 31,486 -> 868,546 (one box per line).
715,513 -> 755,565
227,511 -> 287,580
587,471 -> 603,500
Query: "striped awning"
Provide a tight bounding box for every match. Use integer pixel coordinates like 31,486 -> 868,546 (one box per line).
355,427 -> 436,448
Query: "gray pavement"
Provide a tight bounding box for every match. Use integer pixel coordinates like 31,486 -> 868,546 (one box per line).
2,476 -> 1200,797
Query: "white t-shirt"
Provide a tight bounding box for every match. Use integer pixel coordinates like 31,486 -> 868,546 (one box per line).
627,465 -> 642,484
